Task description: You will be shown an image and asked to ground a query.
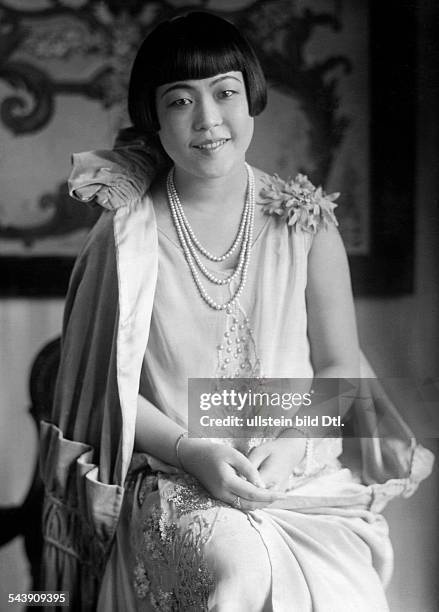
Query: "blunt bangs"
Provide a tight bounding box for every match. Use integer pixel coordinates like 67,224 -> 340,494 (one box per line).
128,12 -> 267,132
153,43 -> 249,88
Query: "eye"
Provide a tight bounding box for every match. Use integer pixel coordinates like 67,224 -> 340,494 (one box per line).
169,98 -> 192,107
219,90 -> 237,99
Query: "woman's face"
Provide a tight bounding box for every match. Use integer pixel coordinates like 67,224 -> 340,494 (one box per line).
155,71 -> 254,180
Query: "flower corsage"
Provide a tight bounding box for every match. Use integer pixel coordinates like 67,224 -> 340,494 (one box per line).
258,173 -> 339,233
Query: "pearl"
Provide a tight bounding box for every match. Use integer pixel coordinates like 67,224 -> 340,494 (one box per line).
230,325 -> 236,331
224,331 -> 230,338
226,347 -> 232,353
166,164 -> 255,311
227,339 -> 232,345
217,344 -> 224,350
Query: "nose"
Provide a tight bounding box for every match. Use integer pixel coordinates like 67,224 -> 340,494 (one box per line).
193,97 -> 222,131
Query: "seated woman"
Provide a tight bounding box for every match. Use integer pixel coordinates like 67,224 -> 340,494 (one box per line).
40,12 -> 434,612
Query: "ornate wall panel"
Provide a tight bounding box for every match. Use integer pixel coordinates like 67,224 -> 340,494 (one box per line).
0,0 -> 415,295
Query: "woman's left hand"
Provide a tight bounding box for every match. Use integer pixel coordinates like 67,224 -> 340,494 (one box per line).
246,437 -> 306,491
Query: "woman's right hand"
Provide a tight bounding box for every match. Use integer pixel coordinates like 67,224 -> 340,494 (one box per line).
177,438 -> 288,511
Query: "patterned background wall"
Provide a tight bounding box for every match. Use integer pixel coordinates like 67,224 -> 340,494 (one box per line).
0,2 -> 368,257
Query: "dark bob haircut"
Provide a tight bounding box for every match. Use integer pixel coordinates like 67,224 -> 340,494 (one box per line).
128,12 -> 267,132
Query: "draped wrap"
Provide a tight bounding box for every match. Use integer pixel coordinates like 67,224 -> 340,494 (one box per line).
40,174 -> 158,609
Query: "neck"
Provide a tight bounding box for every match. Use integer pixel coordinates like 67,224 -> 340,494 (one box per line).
171,163 -> 248,213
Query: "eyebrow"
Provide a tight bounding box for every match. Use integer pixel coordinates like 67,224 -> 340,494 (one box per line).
160,75 -> 243,98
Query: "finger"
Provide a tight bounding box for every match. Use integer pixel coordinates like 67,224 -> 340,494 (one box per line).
257,455 -> 280,485
227,494 -> 285,512
264,478 -> 289,491
246,445 -> 270,469
229,451 -> 266,488
257,458 -> 294,491
227,473 -> 288,504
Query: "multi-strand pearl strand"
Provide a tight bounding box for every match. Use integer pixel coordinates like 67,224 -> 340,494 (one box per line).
166,164 -> 255,310
169,173 -> 251,263
167,173 -> 252,287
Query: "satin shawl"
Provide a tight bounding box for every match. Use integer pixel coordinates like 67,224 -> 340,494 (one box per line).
40,193 -> 158,610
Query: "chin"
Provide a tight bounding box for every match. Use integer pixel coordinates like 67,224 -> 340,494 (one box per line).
190,156 -> 246,180
197,166 -> 235,179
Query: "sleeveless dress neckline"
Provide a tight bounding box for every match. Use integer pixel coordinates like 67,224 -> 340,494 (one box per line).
156,210 -> 272,264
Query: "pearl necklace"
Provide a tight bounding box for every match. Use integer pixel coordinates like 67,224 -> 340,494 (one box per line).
166,164 -> 255,310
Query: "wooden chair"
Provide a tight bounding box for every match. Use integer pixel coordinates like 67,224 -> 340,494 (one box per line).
0,338 -> 61,591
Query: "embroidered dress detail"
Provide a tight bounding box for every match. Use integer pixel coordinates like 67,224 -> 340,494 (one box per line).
259,173 -> 339,233
216,300 -> 262,378
132,473 -> 218,611
164,475 -> 227,519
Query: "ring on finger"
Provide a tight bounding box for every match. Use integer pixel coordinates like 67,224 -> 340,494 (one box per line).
233,495 -> 242,509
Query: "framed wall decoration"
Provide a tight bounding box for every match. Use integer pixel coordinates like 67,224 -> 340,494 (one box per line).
0,0 -> 415,296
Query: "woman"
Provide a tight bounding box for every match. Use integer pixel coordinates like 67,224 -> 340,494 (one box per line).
40,12 -> 433,612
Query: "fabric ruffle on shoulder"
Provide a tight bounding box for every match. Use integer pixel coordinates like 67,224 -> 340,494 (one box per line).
259,173 -> 339,233
68,129 -> 167,212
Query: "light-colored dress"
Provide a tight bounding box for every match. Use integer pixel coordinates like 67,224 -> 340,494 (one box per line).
98,208 -> 392,612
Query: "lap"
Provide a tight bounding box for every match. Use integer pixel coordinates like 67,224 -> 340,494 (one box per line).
130,471 -> 271,610
100,469 -> 390,612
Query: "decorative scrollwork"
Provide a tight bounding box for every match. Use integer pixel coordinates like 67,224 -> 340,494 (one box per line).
0,60 -> 54,135
0,182 -> 101,247
236,0 -> 351,184
0,0 -> 350,246
0,0 -> 349,161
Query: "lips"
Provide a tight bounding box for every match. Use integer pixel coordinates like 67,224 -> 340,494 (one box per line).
193,138 -> 229,151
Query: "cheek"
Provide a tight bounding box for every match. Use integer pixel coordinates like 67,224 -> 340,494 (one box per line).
156,105 -> 188,153
157,122 -> 186,158
240,115 -> 254,148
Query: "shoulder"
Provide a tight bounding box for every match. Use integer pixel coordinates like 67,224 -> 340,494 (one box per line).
249,166 -> 273,232
252,168 -> 339,236
251,166 -> 271,189
252,166 -> 271,205
68,134 -> 168,212
148,170 -> 174,233
75,187 -> 156,271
